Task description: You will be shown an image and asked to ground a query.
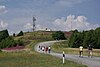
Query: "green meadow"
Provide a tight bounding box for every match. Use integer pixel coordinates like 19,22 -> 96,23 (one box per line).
0,32 -> 87,67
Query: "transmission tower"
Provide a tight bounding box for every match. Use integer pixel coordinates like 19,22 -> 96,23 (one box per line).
33,17 -> 36,31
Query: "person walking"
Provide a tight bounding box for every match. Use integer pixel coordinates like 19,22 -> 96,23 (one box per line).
38,45 -> 40,51
79,46 -> 83,57
42,46 -> 45,52
88,44 -> 93,58
48,46 -> 51,53
45,47 -> 48,53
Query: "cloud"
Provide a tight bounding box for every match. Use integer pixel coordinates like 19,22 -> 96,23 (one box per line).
0,20 -> 8,30
53,15 -> 100,31
24,23 -> 33,31
53,0 -> 85,8
35,24 -> 48,31
0,5 -> 7,15
24,23 -> 50,31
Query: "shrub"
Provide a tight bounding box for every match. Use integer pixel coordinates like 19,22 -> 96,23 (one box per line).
17,31 -> 24,36
52,31 -> 66,40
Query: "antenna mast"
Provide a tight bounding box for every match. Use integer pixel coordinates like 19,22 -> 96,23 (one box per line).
33,17 -> 36,31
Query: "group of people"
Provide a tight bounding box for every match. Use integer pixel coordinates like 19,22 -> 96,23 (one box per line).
38,44 -> 93,58
79,44 -> 93,58
39,45 -> 51,53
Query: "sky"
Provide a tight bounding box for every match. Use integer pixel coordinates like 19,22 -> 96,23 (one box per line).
0,0 -> 100,34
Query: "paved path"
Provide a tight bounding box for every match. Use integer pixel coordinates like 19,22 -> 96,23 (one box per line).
34,41 -> 100,67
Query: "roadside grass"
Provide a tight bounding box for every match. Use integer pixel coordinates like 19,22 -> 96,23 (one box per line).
0,32 -> 87,67
0,51 -> 87,67
51,41 -> 100,57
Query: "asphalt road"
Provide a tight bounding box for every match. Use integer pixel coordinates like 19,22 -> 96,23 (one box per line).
34,41 -> 100,67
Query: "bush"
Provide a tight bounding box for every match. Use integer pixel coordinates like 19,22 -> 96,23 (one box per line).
17,31 -> 24,36
52,31 -> 66,40
0,37 -> 16,49
17,39 -> 24,46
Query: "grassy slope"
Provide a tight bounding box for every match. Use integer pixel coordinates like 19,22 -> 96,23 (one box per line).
51,41 -> 100,57
0,31 -> 87,67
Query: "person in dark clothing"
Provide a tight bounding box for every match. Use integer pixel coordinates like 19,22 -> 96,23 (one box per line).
88,44 -> 93,58
48,46 -> 51,53
39,45 -> 40,51
45,47 -> 48,52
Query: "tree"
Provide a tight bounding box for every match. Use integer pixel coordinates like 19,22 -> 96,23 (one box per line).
0,29 -> 9,42
94,27 -> 100,48
68,31 -> 81,48
13,33 -> 16,37
68,27 -> 100,49
17,31 -> 24,36
52,31 -> 66,40
0,37 -> 16,49
0,30 -> 25,49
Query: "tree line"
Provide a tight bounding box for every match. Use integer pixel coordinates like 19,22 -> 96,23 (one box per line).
0,30 -> 24,49
68,27 -> 100,49
52,31 -> 66,40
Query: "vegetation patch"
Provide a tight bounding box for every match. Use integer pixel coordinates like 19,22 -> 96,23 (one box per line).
68,27 -> 100,49
52,41 -> 100,57
1,45 -> 24,52
0,49 -> 87,67
0,31 -> 87,67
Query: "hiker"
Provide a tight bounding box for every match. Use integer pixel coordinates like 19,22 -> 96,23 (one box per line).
38,45 -> 40,51
42,46 -> 45,51
40,46 -> 42,50
88,44 -> 93,58
48,46 -> 51,53
45,47 -> 48,52
79,46 -> 83,57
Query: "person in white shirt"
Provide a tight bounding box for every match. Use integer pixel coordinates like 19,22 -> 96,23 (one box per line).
42,46 -> 45,51
79,46 -> 83,57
